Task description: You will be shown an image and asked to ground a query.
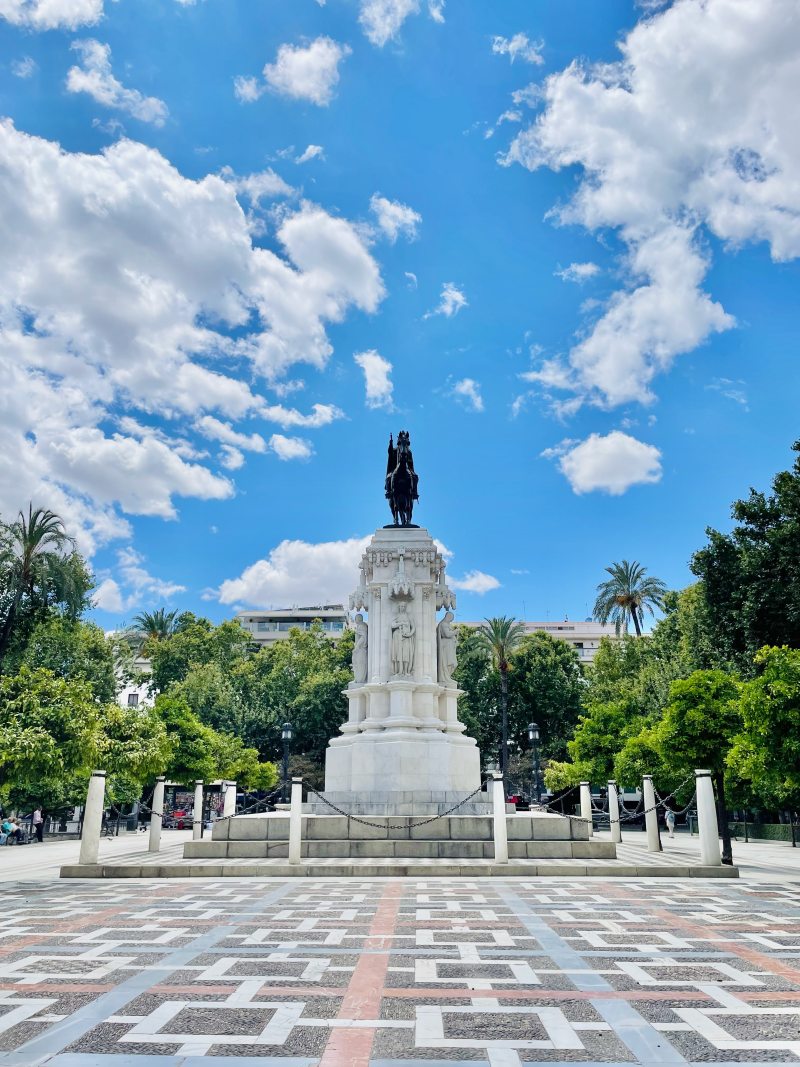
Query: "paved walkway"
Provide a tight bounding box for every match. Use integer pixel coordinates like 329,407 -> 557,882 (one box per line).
0,872 -> 798,1064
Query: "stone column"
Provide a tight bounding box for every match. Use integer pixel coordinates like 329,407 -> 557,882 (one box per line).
491,773 -> 508,864
643,776 -> 661,853
148,775 -> 165,853
192,780 -> 204,841
579,782 -> 593,837
223,781 -> 237,818
79,770 -> 106,865
289,777 -> 303,865
696,769 -> 722,866
608,780 -> 622,844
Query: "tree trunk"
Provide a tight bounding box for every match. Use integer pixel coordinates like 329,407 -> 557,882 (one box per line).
631,609 -> 642,637
714,770 -> 733,865
500,667 -> 509,778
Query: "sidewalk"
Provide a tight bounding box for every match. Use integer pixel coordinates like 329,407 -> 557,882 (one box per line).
612,826 -> 800,880
0,829 -> 192,881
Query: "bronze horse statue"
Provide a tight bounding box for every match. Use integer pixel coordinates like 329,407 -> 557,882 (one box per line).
385,431 -> 419,526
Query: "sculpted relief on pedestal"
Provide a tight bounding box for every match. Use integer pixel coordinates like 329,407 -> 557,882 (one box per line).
436,610 -> 457,685
352,613 -> 368,684
390,601 -> 416,677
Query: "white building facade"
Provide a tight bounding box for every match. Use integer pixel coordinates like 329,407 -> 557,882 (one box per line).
461,619 -> 620,664
236,605 -> 349,645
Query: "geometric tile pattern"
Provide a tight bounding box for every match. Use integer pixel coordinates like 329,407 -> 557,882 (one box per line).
0,877 -> 797,1064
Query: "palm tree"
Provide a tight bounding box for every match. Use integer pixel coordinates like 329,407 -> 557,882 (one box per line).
474,616 -> 526,777
129,608 -> 181,646
0,505 -> 75,666
593,560 -> 667,636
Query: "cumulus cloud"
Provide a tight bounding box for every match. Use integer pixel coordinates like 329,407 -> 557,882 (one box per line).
94,577 -> 123,612
428,0 -> 445,23
217,535 -> 372,607
424,282 -> 467,319
370,194 -> 421,242
359,0 -> 420,46
0,120 -> 383,552
503,0 -> 800,411
491,33 -> 544,65
269,434 -> 313,461
354,350 -> 394,410
233,75 -> 262,103
0,0 -> 102,28
543,431 -> 662,495
261,37 -> 350,106
66,40 -> 169,126
449,570 -> 501,594
221,166 -> 293,203
11,56 -> 36,78
94,547 -> 186,614
555,262 -> 600,284
451,378 -> 484,412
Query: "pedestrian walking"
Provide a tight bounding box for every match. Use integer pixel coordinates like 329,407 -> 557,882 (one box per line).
32,807 -> 44,843
665,808 -> 676,838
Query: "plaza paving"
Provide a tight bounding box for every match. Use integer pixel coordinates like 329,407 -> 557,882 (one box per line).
0,834 -> 799,1065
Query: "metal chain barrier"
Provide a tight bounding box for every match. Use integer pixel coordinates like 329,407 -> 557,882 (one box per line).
533,770 -> 698,826
306,784 -> 486,830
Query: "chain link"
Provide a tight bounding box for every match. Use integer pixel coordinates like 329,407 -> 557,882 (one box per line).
305,785 -> 486,829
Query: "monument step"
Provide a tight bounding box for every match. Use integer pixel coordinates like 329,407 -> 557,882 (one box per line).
185,838 -> 615,860
212,812 -> 591,844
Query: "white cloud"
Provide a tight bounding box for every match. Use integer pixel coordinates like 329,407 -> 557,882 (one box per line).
66,40 -> 168,127
424,282 -> 467,319
233,75 -> 262,103
0,0 -> 102,28
449,570 -> 501,594
269,434 -> 313,461
217,534 -> 372,607
452,378 -> 484,413
354,350 -> 394,410
370,194 -> 422,242
503,0 -> 800,410
428,0 -> 444,23
261,402 -> 345,429
491,33 -> 544,65
195,416 -> 267,453
555,262 -> 600,284
359,0 -> 420,46
296,144 -> 325,164
11,56 -> 36,78
221,166 -> 293,203
544,431 -> 662,495
0,120 -> 383,552
262,37 -> 350,106
404,271 -> 418,289
93,576 -> 123,613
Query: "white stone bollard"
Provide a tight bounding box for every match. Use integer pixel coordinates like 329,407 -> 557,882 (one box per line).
192,780 -> 204,841
289,777 -> 303,865
696,769 -> 722,866
608,780 -> 622,844
579,782 -> 593,837
643,775 -> 661,853
148,775 -> 165,853
222,781 -> 237,819
491,772 -> 509,864
79,770 -> 106,865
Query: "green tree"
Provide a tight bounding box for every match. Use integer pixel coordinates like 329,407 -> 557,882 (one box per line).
593,560 -> 667,636
95,701 -> 172,805
728,646 -> 800,813
507,631 -> 584,762
566,700 -> 645,785
0,505 -> 92,668
147,614 -> 250,693
474,617 -> 526,775
130,607 -> 182,645
20,616 -> 117,703
654,669 -> 741,864
692,441 -> 800,671
0,666 -> 98,800
453,625 -> 500,763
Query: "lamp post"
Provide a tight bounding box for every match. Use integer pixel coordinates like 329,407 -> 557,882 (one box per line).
281,722 -> 293,804
528,722 -> 541,804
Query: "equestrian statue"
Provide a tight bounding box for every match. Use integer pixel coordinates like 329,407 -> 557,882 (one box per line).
385,430 -> 419,526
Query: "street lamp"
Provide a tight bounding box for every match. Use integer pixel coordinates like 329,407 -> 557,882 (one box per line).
527,722 -> 541,805
281,722 -> 293,803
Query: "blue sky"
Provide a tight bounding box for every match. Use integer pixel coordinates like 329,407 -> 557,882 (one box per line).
1,0 -> 799,628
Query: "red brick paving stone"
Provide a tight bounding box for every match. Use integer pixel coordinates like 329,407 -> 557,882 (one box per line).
318,881 -> 403,1067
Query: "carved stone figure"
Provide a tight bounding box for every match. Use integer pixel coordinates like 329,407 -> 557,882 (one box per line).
352,613 -> 368,684
436,610 -> 457,685
385,430 -> 419,526
390,601 -> 416,676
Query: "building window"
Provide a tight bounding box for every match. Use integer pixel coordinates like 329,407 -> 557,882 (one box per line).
127,693 -> 139,707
